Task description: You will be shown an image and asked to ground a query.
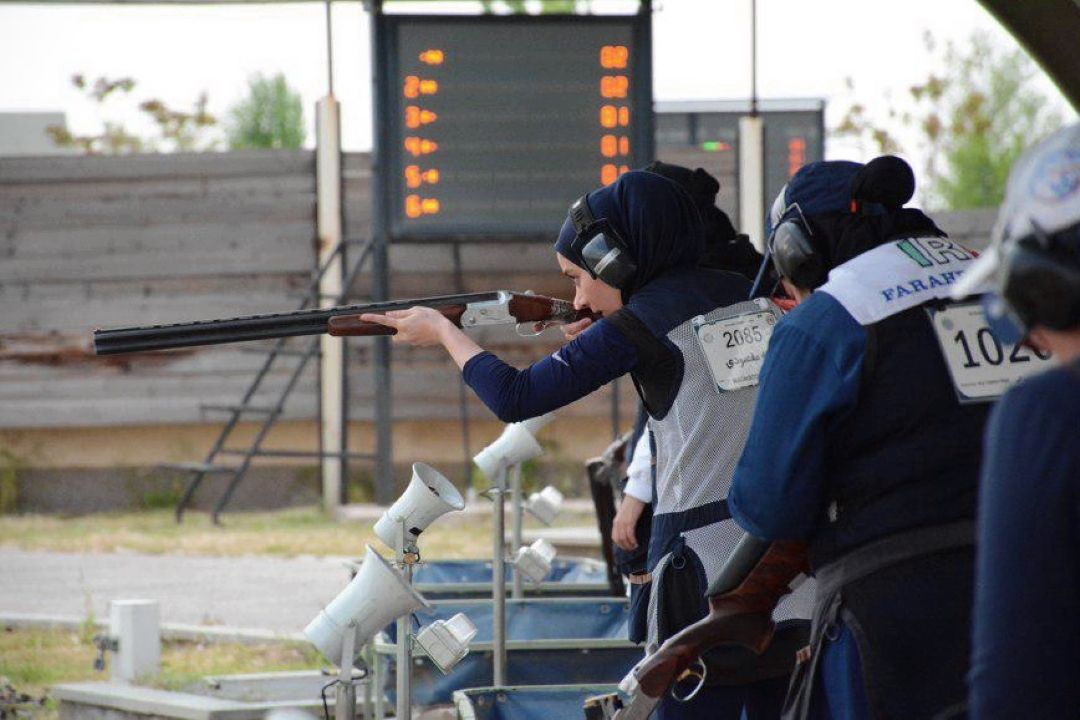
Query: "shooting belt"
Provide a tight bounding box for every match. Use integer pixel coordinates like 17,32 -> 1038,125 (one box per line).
782,520 -> 975,720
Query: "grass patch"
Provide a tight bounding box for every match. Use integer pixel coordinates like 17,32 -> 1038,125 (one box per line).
0,505 -> 597,558
0,626 -> 321,719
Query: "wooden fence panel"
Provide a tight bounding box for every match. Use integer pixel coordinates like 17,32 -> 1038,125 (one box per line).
0,150 -> 997,431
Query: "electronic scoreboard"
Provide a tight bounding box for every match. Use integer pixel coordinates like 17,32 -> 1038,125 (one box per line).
375,13 -> 653,240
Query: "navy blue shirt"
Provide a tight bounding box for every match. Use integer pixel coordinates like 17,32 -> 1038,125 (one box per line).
728,291 -> 867,539
727,291 -> 871,719
463,319 -> 639,423
969,359 -> 1080,718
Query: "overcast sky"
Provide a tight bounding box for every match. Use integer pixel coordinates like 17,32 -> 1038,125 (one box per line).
0,0 -> 1072,166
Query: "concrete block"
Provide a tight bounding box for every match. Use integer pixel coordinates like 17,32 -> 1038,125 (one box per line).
109,599 -> 160,682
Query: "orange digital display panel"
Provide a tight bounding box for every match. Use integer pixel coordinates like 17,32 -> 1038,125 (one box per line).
386,15 -> 646,237
788,137 -> 808,178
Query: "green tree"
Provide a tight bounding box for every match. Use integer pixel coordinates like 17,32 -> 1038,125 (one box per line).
912,31 -> 1064,209
481,1 -> 576,14
832,31 -> 1069,210
226,73 -> 306,150
47,74 -> 219,155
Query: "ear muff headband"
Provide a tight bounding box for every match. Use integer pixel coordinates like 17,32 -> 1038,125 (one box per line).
1002,228 -> 1080,332
568,193 -> 638,290
769,204 -> 827,290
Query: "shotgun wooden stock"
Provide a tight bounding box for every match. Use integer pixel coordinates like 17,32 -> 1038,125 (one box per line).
613,541 -> 809,715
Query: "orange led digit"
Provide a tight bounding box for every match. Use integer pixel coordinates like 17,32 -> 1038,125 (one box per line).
601,163 -> 618,185
618,107 -> 630,126
618,164 -> 630,175
419,79 -> 438,95
599,45 -> 628,69
618,136 -> 630,156
405,195 -> 439,217
600,105 -> 618,128
601,135 -> 618,158
600,75 -> 628,99
788,138 -> 807,177
419,49 -> 444,65
404,137 -> 438,156
406,165 -> 439,188
405,107 -> 438,128
404,75 -> 420,99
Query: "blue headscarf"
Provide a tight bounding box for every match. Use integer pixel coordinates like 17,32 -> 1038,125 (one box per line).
554,170 -> 704,297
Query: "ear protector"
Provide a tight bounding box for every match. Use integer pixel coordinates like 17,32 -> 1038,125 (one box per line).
1001,222 -> 1080,334
769,202 -> 828,290
568,193 -> 638,290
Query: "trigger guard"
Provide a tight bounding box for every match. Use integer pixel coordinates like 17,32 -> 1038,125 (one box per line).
515,321 -> 546,337
670,657 -> 708,703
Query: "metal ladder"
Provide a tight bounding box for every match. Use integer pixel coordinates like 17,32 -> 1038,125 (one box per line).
172,238 -> 376,524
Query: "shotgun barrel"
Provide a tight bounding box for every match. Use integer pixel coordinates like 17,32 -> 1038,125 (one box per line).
93,292 -> 502,355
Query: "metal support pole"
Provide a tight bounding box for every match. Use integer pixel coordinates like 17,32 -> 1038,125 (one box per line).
362,642 -> 374,719
336,621 -> 357,720
452,244 -> 474,501
510,463 -> 524,600
316,96 -> 346,515
369,0 -> 394,504
395,519 -> 414,720
750,0 -> 758,117
491,461 -> 508,687
373,641 -> 385,719
740,0 -> 766,251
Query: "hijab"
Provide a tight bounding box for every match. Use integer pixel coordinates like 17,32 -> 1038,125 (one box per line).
554,170 -> 704,298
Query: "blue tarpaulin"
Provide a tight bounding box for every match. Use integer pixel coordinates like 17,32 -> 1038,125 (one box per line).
454,685 -> 621,720
379,598 -> 640,706
410,558 -> 611,599
387,597 -> 630,643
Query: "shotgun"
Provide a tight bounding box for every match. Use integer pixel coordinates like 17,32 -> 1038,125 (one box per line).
586,431 -> 634,597
584,536 -> 809,719
93,291 -> 593,355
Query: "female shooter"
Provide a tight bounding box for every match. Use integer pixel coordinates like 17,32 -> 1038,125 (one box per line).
362,170 -> 811,719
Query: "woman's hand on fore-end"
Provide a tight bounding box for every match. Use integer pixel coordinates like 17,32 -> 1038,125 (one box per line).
560,317 -> 594,342
359,307 -> 454,346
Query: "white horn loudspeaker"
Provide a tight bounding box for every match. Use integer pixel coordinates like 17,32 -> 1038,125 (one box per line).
373,462 -> 466,550
304,544 -> 431,664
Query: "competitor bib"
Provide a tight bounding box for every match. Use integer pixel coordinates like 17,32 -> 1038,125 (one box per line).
693,298 -> 781,393
928,301 -> 1055,402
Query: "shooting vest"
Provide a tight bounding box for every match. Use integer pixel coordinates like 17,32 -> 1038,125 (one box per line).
609,298 -> 815,653
783,238 -> 992,720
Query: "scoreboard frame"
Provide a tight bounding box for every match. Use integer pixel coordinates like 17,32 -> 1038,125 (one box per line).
370,9 -> 655,243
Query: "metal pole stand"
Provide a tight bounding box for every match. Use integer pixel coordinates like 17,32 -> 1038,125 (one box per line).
336,622 -> 358,720
490,460 -> 508,688
395,519 -> 420,720
510,463 -> 525,600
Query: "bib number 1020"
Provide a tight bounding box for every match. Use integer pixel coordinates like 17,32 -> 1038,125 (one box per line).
952,327 -> 1051,368
930,302 -> 1055,402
